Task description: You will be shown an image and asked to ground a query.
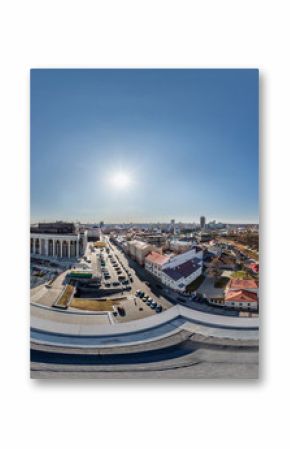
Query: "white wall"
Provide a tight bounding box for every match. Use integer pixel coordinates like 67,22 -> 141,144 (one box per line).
161,265 -> 202,292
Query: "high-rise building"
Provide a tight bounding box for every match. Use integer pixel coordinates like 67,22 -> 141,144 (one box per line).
200,216 -> 206,229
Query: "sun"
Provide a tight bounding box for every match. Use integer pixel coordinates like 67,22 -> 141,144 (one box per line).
110,172 -> 132,189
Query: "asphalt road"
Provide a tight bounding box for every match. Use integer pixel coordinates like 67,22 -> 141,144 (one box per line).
31,341 -> 259,379
108,240 -> 241,317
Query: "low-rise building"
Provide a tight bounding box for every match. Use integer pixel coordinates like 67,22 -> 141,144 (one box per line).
127,240 -> 153,265
226,279 -> 258,294
168,239 -> 193,254
145,247 -> 203,292
224,289 -> 258,311
207,242 -> 222,257
145,252 -> 170,278
86,227 -> 101,241
161,258 -> 203,292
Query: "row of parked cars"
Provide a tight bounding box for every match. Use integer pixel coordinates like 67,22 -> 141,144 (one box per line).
100,251 -> 133,289
112,253 -> 134,282
135,290 -> 163,313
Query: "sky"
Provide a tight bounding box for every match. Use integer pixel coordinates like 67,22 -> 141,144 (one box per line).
31,69 -> 259,224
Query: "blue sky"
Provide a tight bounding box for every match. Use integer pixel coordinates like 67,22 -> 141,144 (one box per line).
31,69 -> 259,224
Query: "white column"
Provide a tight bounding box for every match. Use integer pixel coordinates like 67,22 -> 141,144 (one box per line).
76,240 -> 79,257
53,239 -> 55,257
45,239 -> 49,256
68,240 -> 71,258
33,238 -> 36,254
60,240 -> 63,258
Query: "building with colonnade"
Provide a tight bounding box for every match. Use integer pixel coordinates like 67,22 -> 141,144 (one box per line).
30,222 -> 87,259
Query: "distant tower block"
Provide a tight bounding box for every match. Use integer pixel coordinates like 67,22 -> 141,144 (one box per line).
200,216 -> 206,229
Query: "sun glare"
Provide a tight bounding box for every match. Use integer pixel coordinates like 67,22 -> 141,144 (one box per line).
110,172 -> 132,189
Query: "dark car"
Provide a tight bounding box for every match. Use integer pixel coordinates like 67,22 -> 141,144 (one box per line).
156,305 -> 163,313
117,306 -> 126,317
113,281 -> 120,286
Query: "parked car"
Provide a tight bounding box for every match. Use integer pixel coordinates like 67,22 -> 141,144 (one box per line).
105,282 -> 111,287
117,306 -> 126,316
150,302 -> 157,309
146,297 -> 153,305
113,281 -> 120,286
156,305 -> 163,313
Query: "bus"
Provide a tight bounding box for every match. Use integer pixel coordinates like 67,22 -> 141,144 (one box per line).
69,271 -> 93,279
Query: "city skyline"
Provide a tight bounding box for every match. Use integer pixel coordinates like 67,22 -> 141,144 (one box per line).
31,69 -> 259,223
30,218 -> 258,226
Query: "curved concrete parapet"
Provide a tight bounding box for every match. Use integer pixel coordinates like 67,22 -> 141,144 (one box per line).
30,303 -> 259,348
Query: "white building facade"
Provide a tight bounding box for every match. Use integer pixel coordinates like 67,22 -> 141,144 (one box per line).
145,247 -> 203,292
30,223 -> 87,259
145,252 -> 170,278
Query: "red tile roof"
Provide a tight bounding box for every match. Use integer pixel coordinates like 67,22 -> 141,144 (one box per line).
228,279 -> 258,290
225,289 -> 258,303
145,251 -> 170,266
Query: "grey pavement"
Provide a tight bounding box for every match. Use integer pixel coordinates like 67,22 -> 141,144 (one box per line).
197,276 -> 225,298
31,344 -> 259,379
